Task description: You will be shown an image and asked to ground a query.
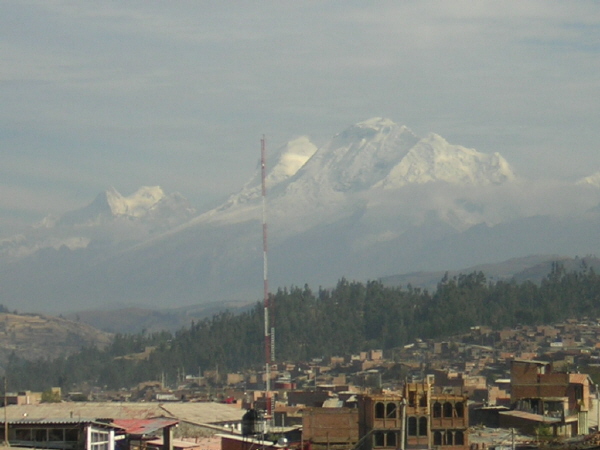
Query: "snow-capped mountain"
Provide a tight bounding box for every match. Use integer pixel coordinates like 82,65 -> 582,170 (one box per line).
198,118 -> 517,236
376,132 -> 515,188
0,186 -> 195,258
223,136 -> 318,207
291,118 -> 420,193
270,118 -> 514,195
58,186 -> 194,226
2,117 -> 600,313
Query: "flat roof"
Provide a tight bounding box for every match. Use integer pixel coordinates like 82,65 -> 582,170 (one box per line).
512,359 -> 550,365
499,410 -> 559,423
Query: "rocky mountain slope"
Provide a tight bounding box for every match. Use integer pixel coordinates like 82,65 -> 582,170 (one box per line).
1,118 -> 600,313
0,312 -> 112,365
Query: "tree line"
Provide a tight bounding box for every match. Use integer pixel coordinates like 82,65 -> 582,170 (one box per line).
6,262 -> 600,391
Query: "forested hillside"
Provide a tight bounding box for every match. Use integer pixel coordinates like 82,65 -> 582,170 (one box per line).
7,262 -> 600,391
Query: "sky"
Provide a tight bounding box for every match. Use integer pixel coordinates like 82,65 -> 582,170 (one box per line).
1,1 -> 600,238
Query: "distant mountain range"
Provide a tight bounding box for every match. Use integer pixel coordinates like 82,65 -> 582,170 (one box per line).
2,117 -> 600,314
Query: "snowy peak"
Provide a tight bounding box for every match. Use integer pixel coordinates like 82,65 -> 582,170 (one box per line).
211,117 -> 516,222
376,133 -> 516,188
339,117 -> 403,140
268,136 -> 318,185
276,117 -> 514,196
105,186 -> 166,217
219,136 -> 318,208
1,186 -> 195,259
296,118 -> 420,192
57,186 -> 169,227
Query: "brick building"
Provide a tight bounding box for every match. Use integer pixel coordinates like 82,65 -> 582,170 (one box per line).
502,359 -> 591,436
302,407 -> 359,450
357,379 -> 469,450
358,393 -> 405,450
430,394 -> 468,449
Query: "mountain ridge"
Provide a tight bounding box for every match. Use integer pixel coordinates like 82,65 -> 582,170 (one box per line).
1,117 -> 600,313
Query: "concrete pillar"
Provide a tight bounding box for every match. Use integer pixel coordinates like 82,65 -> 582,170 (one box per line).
86,426 -> 92,450
163,426 -> 173,450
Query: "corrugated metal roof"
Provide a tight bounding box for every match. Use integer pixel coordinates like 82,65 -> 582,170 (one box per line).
146,438 -> 203,449
3,402 -> 243,425
3,403 -> 161,422
0,418 -> 121,429
112,418 -> 178,436
499,410 -> 560,423
159,403 -> 244,424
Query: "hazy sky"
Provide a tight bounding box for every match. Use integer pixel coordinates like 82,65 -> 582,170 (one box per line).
2,1 -> 599,237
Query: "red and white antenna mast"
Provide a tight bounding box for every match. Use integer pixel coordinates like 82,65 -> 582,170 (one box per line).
261,135 -> 273,419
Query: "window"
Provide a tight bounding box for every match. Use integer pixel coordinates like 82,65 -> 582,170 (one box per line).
408,391 -> 416,407
387,432 -> 396,447
34,429 -> 46,441
455,431 -> 464,445
433,402 -> 442,418
15,429 -> 31,441
408,417 -> 417,436
433,431 -> 442,446
90,430 -> 110,450
49,429 -> 63,441
443,431 -> 452,446
65,429 -> 79,442
419,393 -> 428,407
443,402 -> 453,418
386,402 -> 397,418
455,402 -> 464,418
373,432 -> 385,447
375,402 -> 385,419
418,417 -> 427,436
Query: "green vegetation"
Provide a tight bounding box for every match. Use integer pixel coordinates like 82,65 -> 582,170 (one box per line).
7,262 -> 600,391
41,389 -> 61,403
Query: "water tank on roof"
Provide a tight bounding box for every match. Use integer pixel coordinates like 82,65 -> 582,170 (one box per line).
241,409 -> 265,436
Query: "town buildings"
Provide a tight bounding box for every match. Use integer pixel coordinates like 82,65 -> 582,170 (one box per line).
6,319 -> 600,449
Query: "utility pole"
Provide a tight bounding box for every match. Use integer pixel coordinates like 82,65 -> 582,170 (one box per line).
4,377 -> 9,446
596,384 -> 600,433
400,398 -> 406,450
261,135 -> 273,422
511,428 -> 515,450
